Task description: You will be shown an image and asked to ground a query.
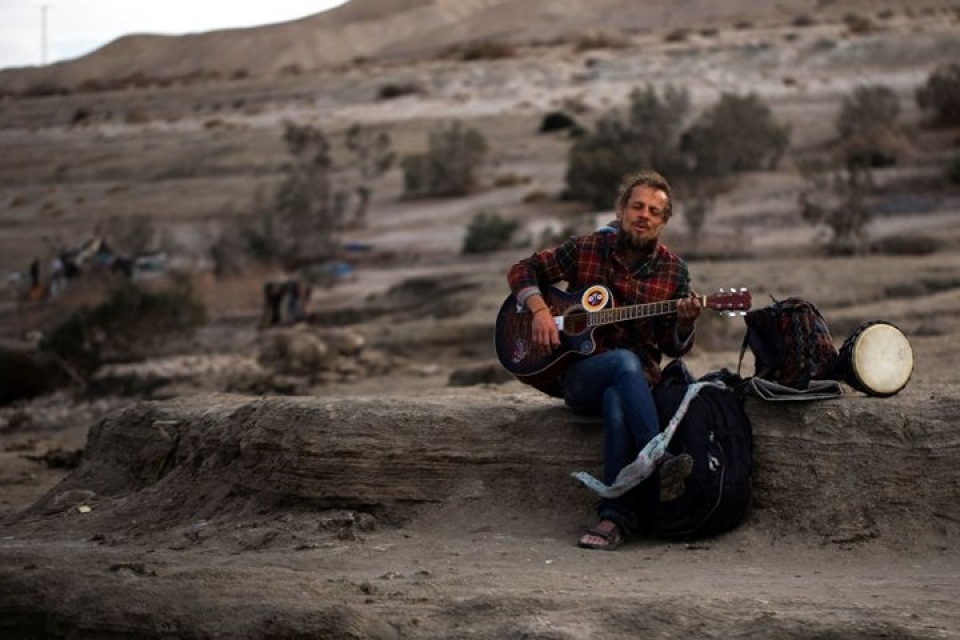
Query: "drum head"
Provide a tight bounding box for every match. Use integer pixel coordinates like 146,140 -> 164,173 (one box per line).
851,323 -> 913,396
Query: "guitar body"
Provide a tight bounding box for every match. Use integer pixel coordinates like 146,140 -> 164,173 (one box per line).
495,284 -> 614,395
495,284 -> 752,396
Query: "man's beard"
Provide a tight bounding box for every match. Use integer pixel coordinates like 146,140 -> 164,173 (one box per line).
617,228 -> 658,256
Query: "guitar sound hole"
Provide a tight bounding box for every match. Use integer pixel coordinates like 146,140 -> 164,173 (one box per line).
563,307 -> 589,335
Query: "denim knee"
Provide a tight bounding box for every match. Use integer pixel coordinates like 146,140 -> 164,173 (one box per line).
607,349 -> 644,377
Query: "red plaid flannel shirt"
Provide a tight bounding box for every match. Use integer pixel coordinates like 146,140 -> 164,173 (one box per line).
507,229 -> 693,385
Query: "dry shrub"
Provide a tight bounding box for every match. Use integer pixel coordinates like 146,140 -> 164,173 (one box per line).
843,13 -> 874,34
573,31 -> 628,52
461,211 -> 519,254
41,275 -> 207,375
401,122 -> 489,198
21,82 -> 69,98
0,348 -> 56,406
838,128 -> 914,169
539,111 -> 577,133
455,40 -> 516,61
916,63 -> 960,126
948,156 -> 960,185
77,78 -> 105,92
377,83 -> 424,100
125,107 -> 151,125
664,28 -> 690,43
870,234 -> 939,256
493,173 -> 532,188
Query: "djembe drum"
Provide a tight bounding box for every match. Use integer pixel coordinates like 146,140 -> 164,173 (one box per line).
834,321 -> 913,397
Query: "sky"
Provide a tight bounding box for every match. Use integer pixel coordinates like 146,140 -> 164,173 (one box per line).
0,0 -> 349,70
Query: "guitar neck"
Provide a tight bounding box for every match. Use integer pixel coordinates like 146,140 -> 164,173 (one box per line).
588,295 -> 705,328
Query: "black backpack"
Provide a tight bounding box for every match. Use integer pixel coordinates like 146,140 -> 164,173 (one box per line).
739,297 -> 839,390
649,364 -> 754,540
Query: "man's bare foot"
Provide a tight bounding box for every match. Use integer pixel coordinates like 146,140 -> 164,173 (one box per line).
577,519 -> 623,551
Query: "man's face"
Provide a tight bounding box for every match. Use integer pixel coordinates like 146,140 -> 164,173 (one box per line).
617,184 -> 669,247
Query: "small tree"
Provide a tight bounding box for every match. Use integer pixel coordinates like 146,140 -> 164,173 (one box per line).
798,161 -> 875,254
345,124 -> 395,228
680,93 -> 790,178
565,84 -> 690,209
835,84 -> 906,168
274,122 -> 350,265
916,62 -> 960,126
837,84 -> 900,139
682,197 -> 710,248
402,121 -> 489,198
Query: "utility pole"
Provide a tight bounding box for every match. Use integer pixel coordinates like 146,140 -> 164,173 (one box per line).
41,4 -> 48,65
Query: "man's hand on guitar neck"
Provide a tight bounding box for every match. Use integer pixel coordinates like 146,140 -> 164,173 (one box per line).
528,294 -> 561,355
676,292 -> 703,339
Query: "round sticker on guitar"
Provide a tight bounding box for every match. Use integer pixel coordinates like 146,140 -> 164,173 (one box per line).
580,285 -> 610,312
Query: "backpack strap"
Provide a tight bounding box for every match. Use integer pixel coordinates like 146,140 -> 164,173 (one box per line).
737,333 -> 749,379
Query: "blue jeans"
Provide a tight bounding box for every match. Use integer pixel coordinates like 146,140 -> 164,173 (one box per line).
563,349 -> 660,534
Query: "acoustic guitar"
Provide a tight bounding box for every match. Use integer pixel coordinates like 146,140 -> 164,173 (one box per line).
495,284 -> 752,393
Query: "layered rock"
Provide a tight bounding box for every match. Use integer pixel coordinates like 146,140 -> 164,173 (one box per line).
22,384 -> 960,546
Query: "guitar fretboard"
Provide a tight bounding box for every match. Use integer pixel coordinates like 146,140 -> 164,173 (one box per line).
588,299 -> 680,327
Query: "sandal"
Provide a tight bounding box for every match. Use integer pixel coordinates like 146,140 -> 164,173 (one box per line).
577,520 -> 623,551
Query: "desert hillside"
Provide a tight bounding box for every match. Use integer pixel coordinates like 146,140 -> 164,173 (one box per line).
0,0 -> 957,90
1,0 -> 960,637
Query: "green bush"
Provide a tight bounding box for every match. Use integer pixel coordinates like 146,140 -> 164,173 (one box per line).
835,84 -> 905,168
836,85 -> 900,139
42,276 -> 207,375
565,85 -> 690,209
461,212 -> 520,254
402,122 -> 489,198
680,93 -> 790,178
916,63 -> 960,126
948,155 -> 960,185
377,83 -> 424,100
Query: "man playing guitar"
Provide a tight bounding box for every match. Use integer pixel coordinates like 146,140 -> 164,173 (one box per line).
506,170 -> 702,551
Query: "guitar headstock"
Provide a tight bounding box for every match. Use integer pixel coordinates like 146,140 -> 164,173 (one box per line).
704,288 -> 752,315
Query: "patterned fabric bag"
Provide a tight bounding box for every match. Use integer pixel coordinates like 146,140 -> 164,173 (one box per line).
738,297 -> 839,390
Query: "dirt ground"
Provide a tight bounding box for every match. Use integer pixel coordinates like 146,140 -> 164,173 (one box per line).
2,247 -> 959,638
1,4 -> 960,638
